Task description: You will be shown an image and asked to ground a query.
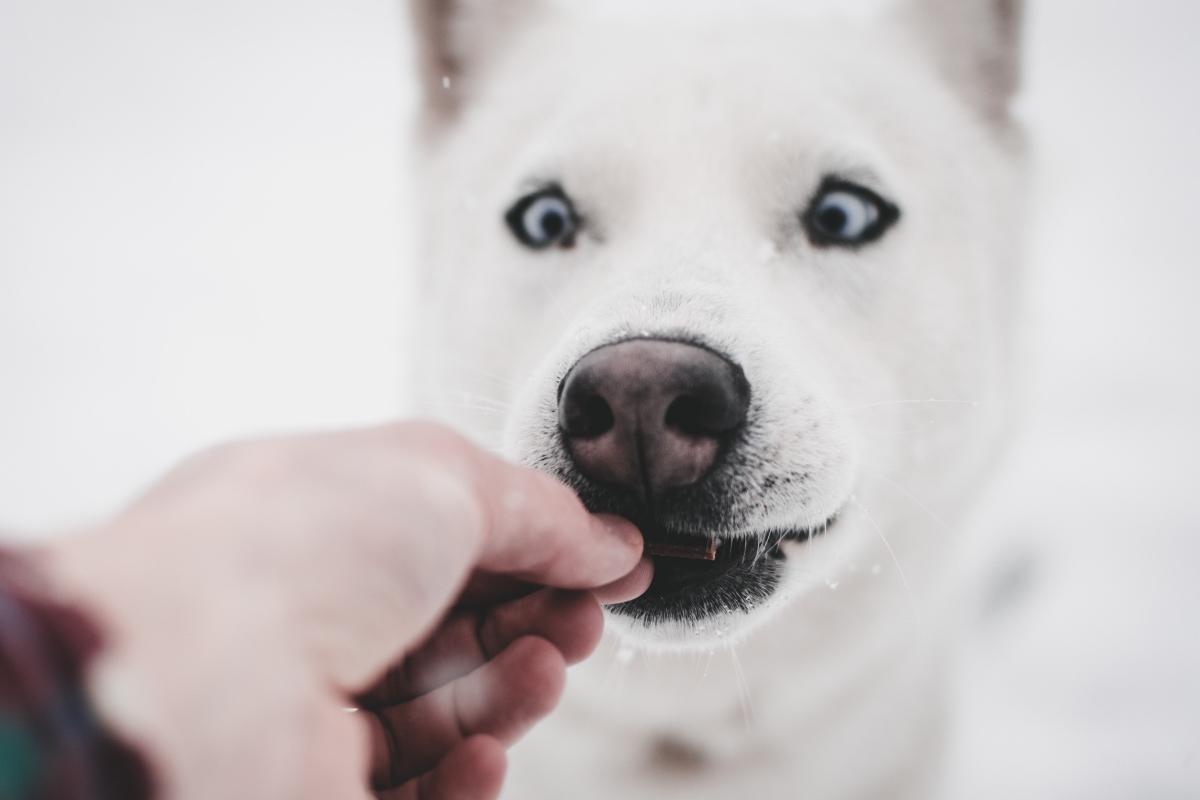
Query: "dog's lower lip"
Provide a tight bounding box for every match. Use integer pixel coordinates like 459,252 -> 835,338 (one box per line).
635,528 -> 809,598
606,518 -> 837,621
644,527 -> 814,563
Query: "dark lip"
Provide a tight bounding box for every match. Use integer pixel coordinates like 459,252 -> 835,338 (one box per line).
645,526 -> 814,590
643,531 -> 796,599
608,518 -> 837,623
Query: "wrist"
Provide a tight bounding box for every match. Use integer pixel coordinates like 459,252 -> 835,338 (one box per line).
36,515 -> 305,799
0,545 -> 157,798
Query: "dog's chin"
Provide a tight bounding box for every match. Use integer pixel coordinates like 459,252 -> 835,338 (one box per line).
606,525 -> 826,648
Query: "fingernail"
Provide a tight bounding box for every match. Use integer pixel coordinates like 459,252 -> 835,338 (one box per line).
593,557 -> 654,605
596,514 -> 643,555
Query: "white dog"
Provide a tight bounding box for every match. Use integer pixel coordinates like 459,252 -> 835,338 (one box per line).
405,0 -> 1025,796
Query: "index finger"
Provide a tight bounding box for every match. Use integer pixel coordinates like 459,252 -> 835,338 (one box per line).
470,452 -> 643,588
392,422 -> 643,589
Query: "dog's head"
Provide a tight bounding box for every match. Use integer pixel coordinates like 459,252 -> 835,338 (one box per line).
407,0 -> 1024,648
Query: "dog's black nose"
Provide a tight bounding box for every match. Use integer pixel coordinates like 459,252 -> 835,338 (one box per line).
558,339 -> 750,498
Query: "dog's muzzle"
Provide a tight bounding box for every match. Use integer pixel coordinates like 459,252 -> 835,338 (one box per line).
558,337 -> 793,622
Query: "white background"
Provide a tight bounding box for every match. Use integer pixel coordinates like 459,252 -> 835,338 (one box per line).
2,1 -> 1198,796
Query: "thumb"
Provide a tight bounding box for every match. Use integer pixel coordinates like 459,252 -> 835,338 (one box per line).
294,422 -> 642,691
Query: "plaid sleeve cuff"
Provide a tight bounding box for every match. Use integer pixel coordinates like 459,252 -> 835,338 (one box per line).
0,550 -> 155,800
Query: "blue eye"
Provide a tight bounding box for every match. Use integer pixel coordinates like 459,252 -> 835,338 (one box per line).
506,186 -> 580,249
803,179 -> 900,247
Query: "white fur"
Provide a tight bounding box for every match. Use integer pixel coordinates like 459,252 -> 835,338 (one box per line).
407,1 -> 1024,796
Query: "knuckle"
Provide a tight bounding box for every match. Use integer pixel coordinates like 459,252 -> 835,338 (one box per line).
149,437 -> 296,504
223,439 -> 303,491
509,637 -> 566,714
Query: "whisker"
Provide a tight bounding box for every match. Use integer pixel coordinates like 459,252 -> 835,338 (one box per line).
423,401 -> 509,418
848,495 -> 916,605
728,647 -> 755,731
861,469 -> 951,534
847,399 -> 982,413
430,357 -> 519,389
768,529 -> 789,564
856,423 -> 948,436
430,388 -> 512,409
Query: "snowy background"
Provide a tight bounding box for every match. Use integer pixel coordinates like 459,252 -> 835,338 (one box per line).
1,0 -> 1197,796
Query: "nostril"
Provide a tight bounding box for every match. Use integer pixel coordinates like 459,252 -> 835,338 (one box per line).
664,395 -> 718,437
562,392 -> 615,438
665,394 -> 743,437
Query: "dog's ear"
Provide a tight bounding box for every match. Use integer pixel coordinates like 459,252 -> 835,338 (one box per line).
900,0 -> 1024,122
406,0 -> 541,124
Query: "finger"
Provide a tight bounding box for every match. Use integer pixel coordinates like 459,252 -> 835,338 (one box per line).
397,421 -> 643,586
360,589 -> 602,708
374,736 -> 506,800
455,573 -> 537,607
592,558 -> 654,605
472,454 -> 644,588
366,636 -> 565,788
284,421 -> 643,690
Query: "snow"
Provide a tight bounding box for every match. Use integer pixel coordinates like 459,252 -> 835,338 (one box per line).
948,2 -> 1200,795
1,0 -> 1197,795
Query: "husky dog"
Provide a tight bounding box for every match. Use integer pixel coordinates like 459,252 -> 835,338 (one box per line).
406,0 -> 1024,796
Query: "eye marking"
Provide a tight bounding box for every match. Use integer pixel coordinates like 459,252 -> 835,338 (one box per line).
505,185 -> 580,250
802,178 -> 900,248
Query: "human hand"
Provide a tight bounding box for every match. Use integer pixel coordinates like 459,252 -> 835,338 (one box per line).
39,422 -> 650,799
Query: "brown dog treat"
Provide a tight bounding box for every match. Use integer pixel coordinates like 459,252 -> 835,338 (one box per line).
646,537 -> 719,561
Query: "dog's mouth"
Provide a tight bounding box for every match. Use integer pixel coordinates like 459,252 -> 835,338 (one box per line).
608,522 -> 830,624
